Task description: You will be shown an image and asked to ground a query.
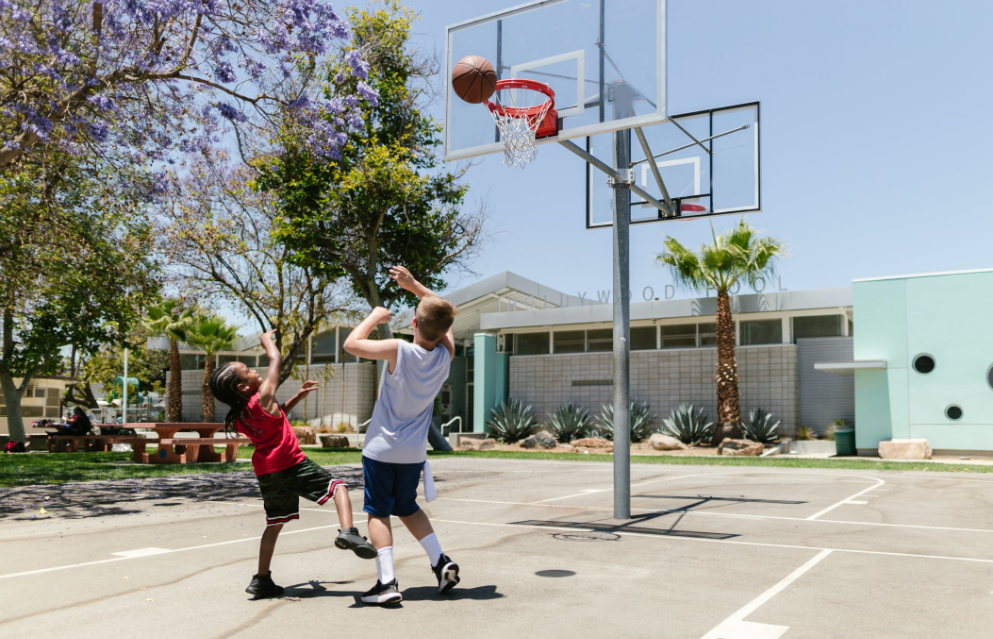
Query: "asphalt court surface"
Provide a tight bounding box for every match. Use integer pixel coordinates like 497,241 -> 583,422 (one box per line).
2,458 -> 993,638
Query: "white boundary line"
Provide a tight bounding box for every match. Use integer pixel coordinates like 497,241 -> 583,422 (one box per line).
805,478 -> 886,520
701,550 -> 833,639
528,473 -> 716,504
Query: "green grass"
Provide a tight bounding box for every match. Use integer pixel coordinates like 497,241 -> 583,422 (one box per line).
3,447 -> 990,487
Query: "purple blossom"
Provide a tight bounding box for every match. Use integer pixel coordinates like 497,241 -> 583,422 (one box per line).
356,81 -> 379,107
213,62 -> 237,84
215,102 -> 248,123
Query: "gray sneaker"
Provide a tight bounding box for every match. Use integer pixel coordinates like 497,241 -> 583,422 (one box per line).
335,527 -> 377,559
361,579 -> 402,605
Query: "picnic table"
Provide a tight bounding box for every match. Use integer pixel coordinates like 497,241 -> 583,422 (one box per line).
47,427 -> 139,453
123,423 -> 251,465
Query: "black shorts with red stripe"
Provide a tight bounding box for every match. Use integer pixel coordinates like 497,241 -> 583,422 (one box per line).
256,458 -> 347,526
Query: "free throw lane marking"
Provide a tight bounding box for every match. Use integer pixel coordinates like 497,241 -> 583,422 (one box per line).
845,500 -> 869,505
701,550 -> 832,639
110,548 -> 170,558
805,478 -> 886,520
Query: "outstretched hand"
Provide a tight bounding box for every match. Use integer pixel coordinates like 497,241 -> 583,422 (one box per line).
299,381 -> 319,394
388,265 -> 416,292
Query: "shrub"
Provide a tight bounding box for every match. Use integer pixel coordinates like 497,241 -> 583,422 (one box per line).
796,425 -> 814,441
661,404 -> 714,446
486,399 -> 536,443
742,408 -> 780,444
547,403 -> 591,443
592,400 -> 658,442
290,419 -> 309,429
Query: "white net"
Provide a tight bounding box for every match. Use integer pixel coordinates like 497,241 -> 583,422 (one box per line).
486,84 -> 554,169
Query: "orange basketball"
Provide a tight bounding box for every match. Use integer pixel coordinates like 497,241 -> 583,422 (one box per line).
452,55 -> 497,104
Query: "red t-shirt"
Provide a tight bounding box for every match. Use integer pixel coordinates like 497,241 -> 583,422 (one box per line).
236,393 -> 307,476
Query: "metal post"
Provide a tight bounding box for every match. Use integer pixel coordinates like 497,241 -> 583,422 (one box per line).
122,348 -> 128,426
612,130 -> 632,520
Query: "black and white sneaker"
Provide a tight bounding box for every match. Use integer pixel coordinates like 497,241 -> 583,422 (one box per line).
432,554 -> 460,594
360,579 -> 402,605
246,572 -> 284,599
335,527 -> 378,559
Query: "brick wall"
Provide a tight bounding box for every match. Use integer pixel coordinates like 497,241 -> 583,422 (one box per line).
509,344 -> 799,435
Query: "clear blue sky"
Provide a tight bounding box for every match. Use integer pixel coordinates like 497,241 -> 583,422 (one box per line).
404,0 -> 993,300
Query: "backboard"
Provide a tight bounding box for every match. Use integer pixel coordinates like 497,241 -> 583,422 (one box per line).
444,0 -> 666,162
586,102 -> 761,227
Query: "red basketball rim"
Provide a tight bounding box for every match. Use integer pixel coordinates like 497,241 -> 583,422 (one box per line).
485,79 -> 555,118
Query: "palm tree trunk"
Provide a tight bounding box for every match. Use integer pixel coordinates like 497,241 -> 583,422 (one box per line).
168,340 -> 183,422
202,355 -> 216,422
713,290 -> 742,444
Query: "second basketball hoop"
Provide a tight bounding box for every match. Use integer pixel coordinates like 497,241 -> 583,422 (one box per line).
484,79 -> 557,169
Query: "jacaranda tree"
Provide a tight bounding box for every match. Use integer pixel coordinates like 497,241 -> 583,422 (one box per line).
0,0 -> 377,172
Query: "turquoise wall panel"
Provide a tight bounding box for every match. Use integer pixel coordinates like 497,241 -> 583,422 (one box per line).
853,279 -> 907,366
473,334 -> 498,434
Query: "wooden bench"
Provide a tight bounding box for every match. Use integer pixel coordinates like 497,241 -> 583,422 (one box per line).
132,437 -> 251,464
47,435 -> 143,453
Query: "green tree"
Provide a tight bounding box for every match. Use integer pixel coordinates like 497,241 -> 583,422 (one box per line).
183,316 -> 240,422
143,301 -> 194,422
0,150 -> 159,443
657,219 -> 786,445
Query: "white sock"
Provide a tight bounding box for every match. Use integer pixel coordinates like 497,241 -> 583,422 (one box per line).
376,546 -> 395,584
419,533 -> 444,566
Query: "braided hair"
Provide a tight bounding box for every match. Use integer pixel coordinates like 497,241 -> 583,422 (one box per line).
209,362 -> 259,436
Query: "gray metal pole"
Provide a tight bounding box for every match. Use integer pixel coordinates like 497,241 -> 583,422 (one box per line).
612,129 -> 632,520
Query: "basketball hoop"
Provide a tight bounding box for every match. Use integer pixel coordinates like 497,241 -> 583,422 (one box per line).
485,79 -> 558,168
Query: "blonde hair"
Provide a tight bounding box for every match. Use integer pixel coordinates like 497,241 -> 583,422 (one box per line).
415,295 -> 457,343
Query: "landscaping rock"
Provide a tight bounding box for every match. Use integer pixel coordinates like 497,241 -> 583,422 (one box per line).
718,438 -> 763,457
649,433 -> 689,451
572,437 -> 612,449
878,439 -> 932,460
459,438 -> 496,451
521,435 -> 557,450
293,426 -> 317,445
318,434 -> 349,449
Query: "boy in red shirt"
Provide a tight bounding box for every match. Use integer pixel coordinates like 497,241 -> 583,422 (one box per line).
209,329 -> 376,598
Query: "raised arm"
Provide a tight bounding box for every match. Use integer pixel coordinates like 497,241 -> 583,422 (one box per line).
257,330 -> 282,416
389,266 -> 455,360
343,307 -> 400,370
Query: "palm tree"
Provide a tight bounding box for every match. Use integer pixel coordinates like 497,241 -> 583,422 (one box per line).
143,301 -> 194,422
657,219 -> 785,445
184,315 -> 240,422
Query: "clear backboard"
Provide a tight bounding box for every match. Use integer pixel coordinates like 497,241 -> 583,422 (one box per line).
444,0 -> 666,162
586,102 -> 761,227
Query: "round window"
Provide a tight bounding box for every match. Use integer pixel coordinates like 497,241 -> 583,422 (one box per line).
913,354 -> 935,374
946,405 -> 963,421
988,364 -> 993,391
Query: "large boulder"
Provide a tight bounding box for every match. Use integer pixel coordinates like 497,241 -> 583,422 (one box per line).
649,433 -> 689,451
318,434 -> 349,449
293,426 -> 317,445
878,439 -> 932,460
521,435 -> 557,450
572,437 -> 612,449
459,438 -> 496,451
718,438 -> 763,457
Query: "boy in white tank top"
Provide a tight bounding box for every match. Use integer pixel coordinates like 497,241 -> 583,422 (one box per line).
343,265 -> 459,605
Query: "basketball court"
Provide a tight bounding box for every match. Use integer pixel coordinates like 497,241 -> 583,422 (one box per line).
2,458 -> 992,638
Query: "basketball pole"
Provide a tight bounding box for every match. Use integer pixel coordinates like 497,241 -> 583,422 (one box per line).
611,129 -> 632,521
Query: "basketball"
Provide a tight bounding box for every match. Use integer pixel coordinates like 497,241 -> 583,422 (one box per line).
452,56 -> 497,104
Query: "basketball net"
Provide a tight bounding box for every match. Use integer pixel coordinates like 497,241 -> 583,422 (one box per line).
486,81 -> 554,169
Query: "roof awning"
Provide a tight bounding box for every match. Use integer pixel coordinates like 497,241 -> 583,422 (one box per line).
814,360 -> 888,377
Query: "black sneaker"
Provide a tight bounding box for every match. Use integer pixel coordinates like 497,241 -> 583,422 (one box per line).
360,579 -> 402,605
335,527 -> 377,559
432,554 -> 460,594
246,572 -> 284,599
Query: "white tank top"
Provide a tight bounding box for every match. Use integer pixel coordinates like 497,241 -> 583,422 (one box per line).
363,340 -> 451,464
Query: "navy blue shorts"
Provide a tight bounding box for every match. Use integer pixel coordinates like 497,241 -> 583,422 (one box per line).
362,457 -> 423,518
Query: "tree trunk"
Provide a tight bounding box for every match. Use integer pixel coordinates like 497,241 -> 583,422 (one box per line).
712,290 -> 742,445
0,373 -> 26,444
201,355 -> 216,422
168,340 -> 183,422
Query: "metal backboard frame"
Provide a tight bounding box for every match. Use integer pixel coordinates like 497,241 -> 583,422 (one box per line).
443,0 -> 667,162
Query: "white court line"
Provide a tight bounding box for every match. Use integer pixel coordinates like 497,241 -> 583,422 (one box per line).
528,473 -> 713,504
701,550 -> 833,639
805,477 -> 886,520
846,500 -> 869,505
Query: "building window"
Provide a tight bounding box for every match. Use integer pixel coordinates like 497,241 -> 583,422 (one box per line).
22,405 -> 44,418
988,364 -> 993,391
180,354 -> 206,370
793,315 -> 843,342
554,331 -> 585,354
34,387 -> 47,398
660,324 -> 697,349
311,330 -> 337,364
337,328 -> 359,363
515,332 -> 550,356
699,323 -> 717,346
913,354 -> 935,374
587,329 -> 613,352
630,327 -> 656,351
740,320 -> 783,346
946,405 -> 963,421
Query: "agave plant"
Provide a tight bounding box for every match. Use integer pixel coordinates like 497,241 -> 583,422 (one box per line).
742,408 -> 780,444
661,404 -> 714,446
486,398 -> 536,443
592,400 -> 658,442
796,425 -> 814,441
547,403 -> 591,443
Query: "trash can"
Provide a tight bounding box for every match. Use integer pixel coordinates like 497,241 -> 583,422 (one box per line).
834,426 -> 856,457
